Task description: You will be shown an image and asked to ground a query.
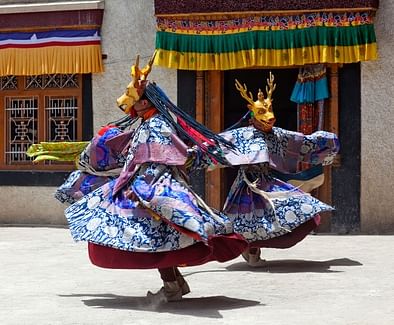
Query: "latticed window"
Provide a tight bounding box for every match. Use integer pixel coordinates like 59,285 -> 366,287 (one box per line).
0,74 -> 83,170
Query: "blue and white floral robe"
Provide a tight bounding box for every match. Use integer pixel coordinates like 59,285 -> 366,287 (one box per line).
218,126 -> 339,246
64,114 -> 246,266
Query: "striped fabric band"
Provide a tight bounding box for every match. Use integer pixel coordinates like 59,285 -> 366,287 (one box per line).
0,29 -> 101,49
154,10 -> 378,70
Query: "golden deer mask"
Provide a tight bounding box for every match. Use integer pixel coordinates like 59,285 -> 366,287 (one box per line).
117,52 -> 156,115
235,72 -> 276,132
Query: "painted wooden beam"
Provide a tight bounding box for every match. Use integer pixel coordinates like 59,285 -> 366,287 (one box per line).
318,64 -> 339,231
205,70 -> 225,210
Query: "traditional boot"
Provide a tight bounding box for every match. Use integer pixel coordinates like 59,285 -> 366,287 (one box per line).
241,248 -> 267,267
176,275 -> 190,296
147,280 -> 183,302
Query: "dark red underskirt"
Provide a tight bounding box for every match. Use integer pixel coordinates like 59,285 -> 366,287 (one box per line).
88,233 -> 248,269
251,215 -> 321,249
88,216 -> 319,268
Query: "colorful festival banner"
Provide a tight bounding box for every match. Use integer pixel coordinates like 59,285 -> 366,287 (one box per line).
154,2 -> 379,70
0,6 -> 104,76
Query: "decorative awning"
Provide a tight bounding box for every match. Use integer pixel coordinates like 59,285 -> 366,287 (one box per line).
154,0 -> 379,70
0,1 -> 104,76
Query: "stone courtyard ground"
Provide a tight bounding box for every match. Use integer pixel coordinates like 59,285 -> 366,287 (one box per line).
1,226 -> 393,325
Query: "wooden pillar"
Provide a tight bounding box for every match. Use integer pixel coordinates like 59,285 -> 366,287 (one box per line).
318,64 -> 339,232
205,71 -> 225,210
0,87 -> 4,165
195,71 -> 205,124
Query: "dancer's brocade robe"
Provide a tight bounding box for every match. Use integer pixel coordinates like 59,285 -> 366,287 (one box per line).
64,114 -> 246,268
193,125 -> 339,247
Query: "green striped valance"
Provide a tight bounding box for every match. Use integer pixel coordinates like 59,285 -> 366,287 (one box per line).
154,10 -> 378,70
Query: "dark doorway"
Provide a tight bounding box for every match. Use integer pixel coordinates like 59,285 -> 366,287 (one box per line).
178,66 -> 360,233
331,63 -> 361,233
223,69 -> 299,131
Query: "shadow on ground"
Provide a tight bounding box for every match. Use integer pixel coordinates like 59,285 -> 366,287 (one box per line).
59,294 -> 262,318
225,258 -> 362,273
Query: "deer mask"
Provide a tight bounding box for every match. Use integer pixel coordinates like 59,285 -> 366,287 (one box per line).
117,52 -> 156,115
235,72 -> 276,132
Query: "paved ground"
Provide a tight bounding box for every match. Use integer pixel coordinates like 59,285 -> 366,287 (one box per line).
1,227 -> 393,325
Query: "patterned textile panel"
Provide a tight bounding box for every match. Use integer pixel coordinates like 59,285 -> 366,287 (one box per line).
154,7 -> 378,69
154,0 -> 379,15
0,29 -> 103,75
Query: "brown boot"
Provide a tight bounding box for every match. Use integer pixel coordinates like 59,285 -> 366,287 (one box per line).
241,248 -> 267,267
147,281 -> 183,302
176,275 -> 190,296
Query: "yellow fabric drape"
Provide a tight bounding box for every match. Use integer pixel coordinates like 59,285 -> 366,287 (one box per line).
155,44 -> 378,70
0,45 -> 104,76
26,141 -> 89,162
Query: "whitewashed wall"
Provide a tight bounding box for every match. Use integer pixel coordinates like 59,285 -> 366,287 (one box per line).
361,2 -> 394,233
1,0 -> 393,231
0,0 -> 176,224
92,0 -> 177,129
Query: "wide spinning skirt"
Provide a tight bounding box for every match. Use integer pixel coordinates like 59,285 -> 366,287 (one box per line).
224,170 -> 331,249
65,163 -> 247,269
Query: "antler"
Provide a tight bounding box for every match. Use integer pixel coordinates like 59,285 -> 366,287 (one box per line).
235,79 -> 255,107
265,71 -> 276,101
140,50 -> 157,80
131,55 -> 141,88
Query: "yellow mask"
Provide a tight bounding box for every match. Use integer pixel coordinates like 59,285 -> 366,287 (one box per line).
117,52 -> 156,115
235,72 -> 276,132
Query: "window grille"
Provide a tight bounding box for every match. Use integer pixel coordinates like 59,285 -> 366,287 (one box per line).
0,74 -> 83,170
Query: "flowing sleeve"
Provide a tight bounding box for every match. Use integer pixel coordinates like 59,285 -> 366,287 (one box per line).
185,146 -> 228,172
188,126 -> 272,171
266,127 -> 339,172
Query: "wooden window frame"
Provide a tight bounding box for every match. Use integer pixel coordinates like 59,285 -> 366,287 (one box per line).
0,74 -> 83,172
